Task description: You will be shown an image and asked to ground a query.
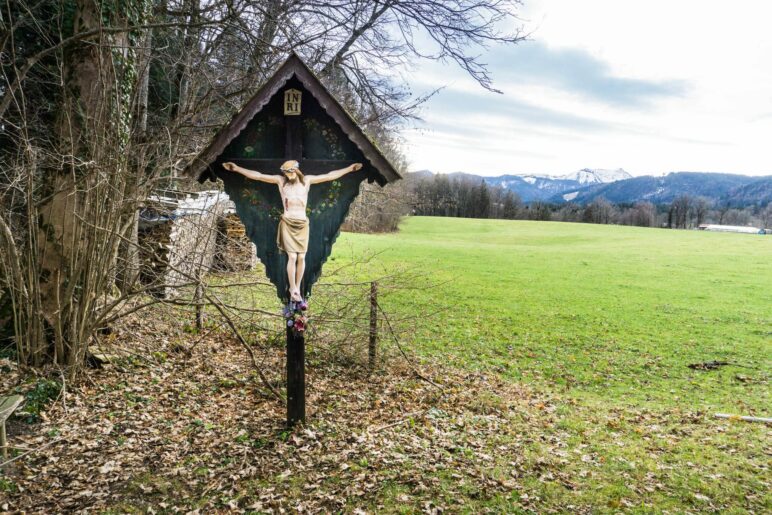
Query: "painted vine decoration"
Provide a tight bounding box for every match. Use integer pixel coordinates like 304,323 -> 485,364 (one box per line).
307,179 -> 341,216
240,189 -> 283,220
303,118 -> 346,159
239,116 -> 282,157
239,180 -> 342,219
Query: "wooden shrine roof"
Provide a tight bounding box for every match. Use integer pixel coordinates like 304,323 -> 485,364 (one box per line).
182,52 -> 401,184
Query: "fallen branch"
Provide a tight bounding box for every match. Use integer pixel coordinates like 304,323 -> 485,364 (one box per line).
0,438 -> 64,468
204,293 -> 285,404
714,413 -> 771,424
369,409 -> 428,433
369,396 -> 450,433
375,300 -> 442,390
687,361 -> 755,370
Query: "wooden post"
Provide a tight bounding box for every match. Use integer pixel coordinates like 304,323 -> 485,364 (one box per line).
715,413 -> 772,424
0,418 -> 6,460
286,326 -> 305,427
369,281 -> 378,370
0,395 -> 24,460
195,281 -> 204,331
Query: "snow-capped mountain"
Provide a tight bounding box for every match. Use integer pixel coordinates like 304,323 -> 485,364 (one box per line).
558,168 -> 632,185
479,168 -> 631,201
549,172 -> 770,205
509,168 -> 631,186
479,174 -> 579,201
406,168 -> 633,202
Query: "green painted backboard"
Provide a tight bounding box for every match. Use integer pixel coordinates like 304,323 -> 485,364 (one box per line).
213,79 -> 377,301
186,55 -> 400,301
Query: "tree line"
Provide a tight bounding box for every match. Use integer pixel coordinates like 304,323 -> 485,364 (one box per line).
410,174 -> 521,219
402,174 -> 772,229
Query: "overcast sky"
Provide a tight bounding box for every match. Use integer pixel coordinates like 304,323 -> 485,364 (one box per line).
402,0 -> 772,177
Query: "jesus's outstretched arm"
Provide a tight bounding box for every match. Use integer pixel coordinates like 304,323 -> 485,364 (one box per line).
307,163 -> 362,184
223,162 -> 283,184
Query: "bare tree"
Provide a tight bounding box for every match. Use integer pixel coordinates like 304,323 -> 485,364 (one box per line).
693,196 -> 711,227
759,204 -> 772,229
723,208 -> 751,226
668,195 -> 691,229
631,201 -> 656,227
501,190 -> 522,219
1,0 -> 528,374
0,0 -> 153,371
343,180 -> 412,233
583,198 -> 615,224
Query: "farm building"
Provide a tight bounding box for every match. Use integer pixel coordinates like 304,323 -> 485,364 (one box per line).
698,224 -> 767,235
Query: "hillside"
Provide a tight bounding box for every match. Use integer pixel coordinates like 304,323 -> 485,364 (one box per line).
486,168 -> 631,201
483,174 -> 589,202
723,177 -> 772,206
409,168 -> 632,202
551,172 -> 768,205
407,170 -> 772,206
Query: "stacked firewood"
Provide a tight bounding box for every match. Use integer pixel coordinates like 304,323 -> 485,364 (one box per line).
213,212 -> 258,272
138,191 -> 226,297
138,218 -> 173,288
137,196 -> 178,290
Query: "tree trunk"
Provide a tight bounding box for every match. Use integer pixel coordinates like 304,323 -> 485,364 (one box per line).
33,0 -> 141,374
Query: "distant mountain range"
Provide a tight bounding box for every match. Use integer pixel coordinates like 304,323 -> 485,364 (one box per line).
536,168 -> 633,185
409,168 -> 772,206
722,177 -> 772,206
551,172 -> 771,206
487,168 -> 632,202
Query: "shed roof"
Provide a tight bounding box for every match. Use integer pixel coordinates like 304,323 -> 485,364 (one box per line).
182,52 -> 401,184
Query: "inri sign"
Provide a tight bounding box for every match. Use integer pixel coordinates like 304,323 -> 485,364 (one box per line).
284,88 -> 302,115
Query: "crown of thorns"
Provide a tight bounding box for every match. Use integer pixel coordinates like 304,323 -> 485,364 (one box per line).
280,160 -> 300,172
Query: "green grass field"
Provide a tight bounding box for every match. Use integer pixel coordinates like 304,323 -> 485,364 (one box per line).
331,217 -> 771,412
318,216 -> 771,511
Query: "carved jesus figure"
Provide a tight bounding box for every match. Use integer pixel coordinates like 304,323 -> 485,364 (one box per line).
223,160 -> 362,301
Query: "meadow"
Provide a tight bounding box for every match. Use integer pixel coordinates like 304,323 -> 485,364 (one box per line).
320,216 -> 771,511
331,217 -> 771,412
134,216 -> 772,511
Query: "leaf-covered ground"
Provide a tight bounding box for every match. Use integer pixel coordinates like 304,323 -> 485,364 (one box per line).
0,310 -> 539,513
1,307 -> 769,513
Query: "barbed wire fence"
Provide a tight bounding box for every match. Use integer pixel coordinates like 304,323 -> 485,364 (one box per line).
72,189 -> 436,401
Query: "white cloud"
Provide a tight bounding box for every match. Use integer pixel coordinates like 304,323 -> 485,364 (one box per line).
403,0 -> 772,177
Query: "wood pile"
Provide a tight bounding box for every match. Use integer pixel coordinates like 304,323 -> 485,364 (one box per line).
213,213 -> 258,272
138,191 -> 226,297
137,218 -> 173,289
137,195 -> 177,291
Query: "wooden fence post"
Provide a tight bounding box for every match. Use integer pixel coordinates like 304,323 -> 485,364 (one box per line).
195,281 -> 204,331
369,281 -> 378,370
